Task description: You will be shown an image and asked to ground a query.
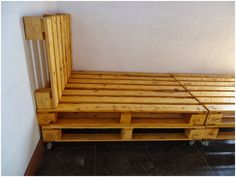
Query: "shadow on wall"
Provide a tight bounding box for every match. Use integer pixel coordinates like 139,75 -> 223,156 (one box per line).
20,17 -> 50,108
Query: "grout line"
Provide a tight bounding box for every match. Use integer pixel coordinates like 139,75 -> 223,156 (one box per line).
195,146 -> 219,175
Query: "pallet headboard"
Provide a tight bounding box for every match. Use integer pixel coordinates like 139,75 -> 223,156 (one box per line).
23,14 -> 72,108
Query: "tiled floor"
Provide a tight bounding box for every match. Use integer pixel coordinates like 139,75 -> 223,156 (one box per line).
35,140 -> 235,176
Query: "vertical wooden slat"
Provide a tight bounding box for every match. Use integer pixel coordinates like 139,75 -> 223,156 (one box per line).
56,15 -> 65,90
60,15 -> 68,84
67,14 -> 72,76
44,17 -> 59,107
65,14 -> 72,77
51,16 -> 62,98
64,15 -> 70,79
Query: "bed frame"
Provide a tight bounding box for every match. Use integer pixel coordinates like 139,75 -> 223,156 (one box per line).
23,13 -> 235,143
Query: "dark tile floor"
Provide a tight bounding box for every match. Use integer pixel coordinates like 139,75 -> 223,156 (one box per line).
35,140 -> 235,176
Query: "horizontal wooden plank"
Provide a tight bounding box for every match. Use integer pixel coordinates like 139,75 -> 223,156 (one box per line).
59,112 -> 185,119
174,77 -> 235,82
66,83 -> 185,91
215,132 -> 235,140
191,91 -> 235,97
180,81 -> 234,86
132,133 -> 189,141
205,105 -> 235,113
60,96 -> 198,104
63,89 -> 192,97
172,73 -> 234,78
70,74 -> 175,81
58,133 -> 190,141
206,118 -> 235,128
38,104 -> 207,113
185,86 -> 235,91
197,98 -> 235,104
68,78 -> 180,86
42,118 -> 204,129
73,71 -> 171,77
60,133 -> 121,141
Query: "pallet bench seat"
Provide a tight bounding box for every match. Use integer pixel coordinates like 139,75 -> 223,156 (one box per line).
23,13 -> 235,143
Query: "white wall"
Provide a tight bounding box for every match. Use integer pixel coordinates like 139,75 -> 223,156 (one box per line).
58,1 -> 234,74
1,2 -> 57,175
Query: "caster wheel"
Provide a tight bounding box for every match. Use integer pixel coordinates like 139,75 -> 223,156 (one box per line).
201,140 -> 209,146
189,140 -> 196,146
47,142 -> 53,150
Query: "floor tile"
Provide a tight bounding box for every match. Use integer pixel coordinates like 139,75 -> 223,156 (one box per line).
95,143 -> 155,175
35,144 -> 95,176
196,140 -> 235,176
147,141 -> 215,175
34,141 -> 235,176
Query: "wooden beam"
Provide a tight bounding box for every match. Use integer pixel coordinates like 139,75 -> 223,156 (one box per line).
205,113 -> 223,125
121,128 -> 133,139
37,113 -> 57,125
120,112 -> 132,124
185,128 -> 219,139
42,129 -> 61,142
34,89 -> 52,109
185,114 -> 206,125
23,16 -> 45,40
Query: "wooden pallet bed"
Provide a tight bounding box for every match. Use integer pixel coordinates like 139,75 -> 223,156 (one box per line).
23,14 -> 235,142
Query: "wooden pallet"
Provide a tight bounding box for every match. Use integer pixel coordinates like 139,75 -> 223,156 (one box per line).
172,73 -> 235,140
23,14 -> 235,142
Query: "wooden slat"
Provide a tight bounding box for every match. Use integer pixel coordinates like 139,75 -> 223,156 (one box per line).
63,89 -> 191,97
184,86 -> 235,91
73,71 -> 171,77
66,83 -> 185,91
66,14 -> 72,76
206,117 -> 235,127
64,15 -> 70,79
197,98 -> 235,104
58,133 -> 190,141
52,133 -> 190,141
172,73 -> 234,78
51,16 -> 62,97
42,118 -> 204,129
132,133 -> 188,141
205,105 -> 236,113
60,96 -> 199,104
37,104 -> 207,113
215,132 -> 235,140
191,91 -> 235,97
56,15 -> 65,90
180,81 -> 234,86
70,74 -> 175,81
61,133 -> 121,141
68,78 -> 180,86
60,15 -> 67,84
174,77 -> 234,82
68,15 -> 72,76
44,17 -> 59,107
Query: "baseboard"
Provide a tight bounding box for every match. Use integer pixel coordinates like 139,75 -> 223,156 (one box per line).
24,138 -> 44,176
